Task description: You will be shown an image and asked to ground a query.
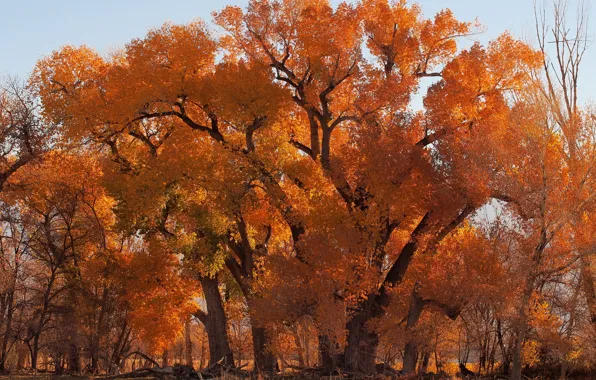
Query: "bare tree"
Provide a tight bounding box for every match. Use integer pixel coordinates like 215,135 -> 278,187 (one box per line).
0,78 -> 50,191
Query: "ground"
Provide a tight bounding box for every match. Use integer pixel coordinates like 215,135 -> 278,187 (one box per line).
0,377 -> 156,380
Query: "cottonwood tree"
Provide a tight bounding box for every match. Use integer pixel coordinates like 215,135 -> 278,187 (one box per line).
0,79 -> 50,192
30,0 -> 596,377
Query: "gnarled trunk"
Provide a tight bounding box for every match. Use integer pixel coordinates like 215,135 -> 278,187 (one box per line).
200,276 -> 234,367
343,296 -> 379,375
402,289 -> 425,375
343,213 -> 432,375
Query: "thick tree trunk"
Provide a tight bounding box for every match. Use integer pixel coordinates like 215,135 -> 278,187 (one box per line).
318,334 -> 342,373
200,276 -> 234,367
343,214 -> 432,375
343,297 -> 379,375
223,224 -> 280,374
252,325 -> 277,373
402,287 -> 425,375
511,330 -> 526,380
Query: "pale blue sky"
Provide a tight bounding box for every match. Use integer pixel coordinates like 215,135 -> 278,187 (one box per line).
1,0 -> 594,103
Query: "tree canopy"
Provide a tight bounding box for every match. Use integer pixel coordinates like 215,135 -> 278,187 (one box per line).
1,1 -> 595,379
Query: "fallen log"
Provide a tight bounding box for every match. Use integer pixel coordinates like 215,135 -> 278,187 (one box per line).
102,367 -> 163,379
102,362 -> 251,379
120,350 -> 161,368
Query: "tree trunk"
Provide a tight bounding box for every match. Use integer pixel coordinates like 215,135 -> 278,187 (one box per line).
91,287 -> 109,373
184,319 -> 193,367
497,319 -> 511,375
200,276 -> 234,367
31,333 -> 40,370
402,287 -> 425,375
251,325 -> 277,373
17,342 -> 28,369
162,349 -> 170,367
343,214 -> 432,375
0,290 -> 14,371
434,347 -> 442,374
110,321 -> 129,369
580,256 -> 596,324
511,331 -> 525,380
67,343 -> 80,373
199,339 -> 205,369
292,326 -> 305,367
343,299 -> 379,375
419,351 -> 430,374
511,277 -> 534,380
559,272 -> 583,380
318,334 -> 341,373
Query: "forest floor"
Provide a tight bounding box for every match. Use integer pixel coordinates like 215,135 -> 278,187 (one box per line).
0,377 -> 158,380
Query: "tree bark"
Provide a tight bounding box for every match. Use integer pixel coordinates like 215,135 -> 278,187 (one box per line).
419,351 -> 430,374
67,343 -> 80,373
162,349 -> 170,367
31,333 -> 40,370
497,318 -> 511,376
402,288 -> 425,375
251,325 -> 277,373
199,276 -> 234,367
90,287 -> 109,373
184,319 -> 193,367
580,256 -> 596,324
511,276 -> 534,380
292,326 -> 305,367
0,290 -> 14,371
343,213 -> 432,374
110,321 -> 129,369
318,334 -> 342,373
343,298 -> 379,375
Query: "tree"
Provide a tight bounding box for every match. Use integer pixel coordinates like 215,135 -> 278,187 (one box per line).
30,1 -> 596,377
0,78 -> 49,192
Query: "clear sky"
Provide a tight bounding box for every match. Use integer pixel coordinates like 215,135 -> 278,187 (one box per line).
1,0 -> 594,103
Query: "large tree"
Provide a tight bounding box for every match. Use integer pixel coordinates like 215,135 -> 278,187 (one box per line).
33,1 -> 596,376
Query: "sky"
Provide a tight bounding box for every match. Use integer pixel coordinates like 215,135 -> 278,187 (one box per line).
0,0 -> 594,103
